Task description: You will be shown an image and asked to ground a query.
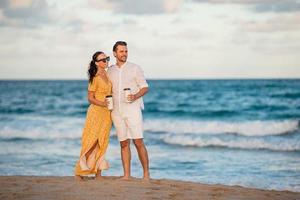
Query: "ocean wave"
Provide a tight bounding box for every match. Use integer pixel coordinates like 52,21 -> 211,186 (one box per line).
0,117 -> 298,140
0,116 -> 85,139
271,92 -> 300,99
144,119 -> 299,137
0,107 -> 35,114
247,105 -> 288,112
0,126 -> 82,140
161,134 -> 300,151
0,116 -> 117,140
145,108 -> 238,117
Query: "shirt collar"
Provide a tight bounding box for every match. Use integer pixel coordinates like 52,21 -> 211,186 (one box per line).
116,61 -> 127,69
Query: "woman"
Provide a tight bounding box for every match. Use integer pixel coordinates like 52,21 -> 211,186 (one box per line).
75,51 -> 112,180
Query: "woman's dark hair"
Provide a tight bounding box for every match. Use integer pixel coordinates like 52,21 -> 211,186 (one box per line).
88,51 -> 103,83
113,41 -> 127,52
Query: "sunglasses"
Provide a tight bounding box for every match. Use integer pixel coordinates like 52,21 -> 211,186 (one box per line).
96,56 -> 110,63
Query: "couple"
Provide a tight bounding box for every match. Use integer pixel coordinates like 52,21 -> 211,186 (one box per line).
74,41 -> 150,180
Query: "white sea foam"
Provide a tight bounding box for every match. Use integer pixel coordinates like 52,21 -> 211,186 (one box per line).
144,119 -> 299,137
0,116 -> 83,139
0,115 -> 298,140
0,125 -> 118,139
162,134 -> 300,151
0,126 -> 81,139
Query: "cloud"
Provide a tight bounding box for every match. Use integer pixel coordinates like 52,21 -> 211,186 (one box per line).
0,0 -> 51,28
238,14 -> 300,32
254,1 -> 300,13
192,0 -> 300,13
88,0 -> 182,15
0,0 -> 9,8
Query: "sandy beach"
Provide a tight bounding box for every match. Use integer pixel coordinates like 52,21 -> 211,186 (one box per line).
0,176 -> 299,200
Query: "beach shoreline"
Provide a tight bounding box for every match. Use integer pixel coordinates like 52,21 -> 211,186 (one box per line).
1,176 -> 299,200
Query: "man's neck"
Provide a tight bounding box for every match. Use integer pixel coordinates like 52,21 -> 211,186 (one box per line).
116,61 -> 126,68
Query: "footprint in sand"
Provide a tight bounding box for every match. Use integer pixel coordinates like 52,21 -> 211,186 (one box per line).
169,193 -> 179,198
153,180 -> 162,185
151,187 -> 160,191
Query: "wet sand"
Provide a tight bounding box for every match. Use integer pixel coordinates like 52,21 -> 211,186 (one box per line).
0,176 -> 299,200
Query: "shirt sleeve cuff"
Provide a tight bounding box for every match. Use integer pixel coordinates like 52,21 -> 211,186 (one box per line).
139,83 -> 149,89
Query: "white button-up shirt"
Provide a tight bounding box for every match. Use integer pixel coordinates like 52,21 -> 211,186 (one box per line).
108,62 -> 149,111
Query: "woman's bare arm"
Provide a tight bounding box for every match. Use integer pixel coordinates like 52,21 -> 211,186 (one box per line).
87,91 -> 108,107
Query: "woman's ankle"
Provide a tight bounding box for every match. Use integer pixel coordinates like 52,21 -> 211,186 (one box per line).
96,171 -> 102,177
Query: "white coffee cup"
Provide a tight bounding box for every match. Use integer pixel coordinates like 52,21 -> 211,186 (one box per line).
106,95 -> 113,110
124,88 -> 132,103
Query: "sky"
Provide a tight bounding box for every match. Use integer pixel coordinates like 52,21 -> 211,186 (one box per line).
0,0 -> 300,79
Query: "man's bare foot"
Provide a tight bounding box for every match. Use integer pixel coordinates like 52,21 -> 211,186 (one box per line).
74,175 -> 83,181
119,176 -> 131,180
143,173 -> 150,181
143,177 -> 150,181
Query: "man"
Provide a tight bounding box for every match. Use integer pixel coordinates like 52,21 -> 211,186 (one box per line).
108,41 -> 150,180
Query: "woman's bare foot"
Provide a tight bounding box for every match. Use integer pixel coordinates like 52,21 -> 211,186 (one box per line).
74,175 -> 83,181
95,170 -> 102,180
95,176 -> 103,180
119,175 -> 131,180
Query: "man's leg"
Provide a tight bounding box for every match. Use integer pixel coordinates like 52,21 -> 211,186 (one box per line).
133,139 -> 150,180
120,139 -> 131,179
112,111 -> 131,179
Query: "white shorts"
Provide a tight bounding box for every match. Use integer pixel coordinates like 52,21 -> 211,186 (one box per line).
111,108 -> 144,141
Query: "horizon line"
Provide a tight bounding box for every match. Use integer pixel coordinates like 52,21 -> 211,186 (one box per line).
0,77 -> 300,81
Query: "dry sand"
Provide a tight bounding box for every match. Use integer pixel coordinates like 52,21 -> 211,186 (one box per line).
0,176 -> 299,200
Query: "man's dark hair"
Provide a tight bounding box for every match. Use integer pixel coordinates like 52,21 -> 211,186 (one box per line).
113,41 -> 127,52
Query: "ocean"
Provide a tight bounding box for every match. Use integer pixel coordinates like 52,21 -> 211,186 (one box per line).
0,79 -> 299,192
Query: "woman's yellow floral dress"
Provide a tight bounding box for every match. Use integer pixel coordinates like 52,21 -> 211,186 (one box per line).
75,76 -> 112,176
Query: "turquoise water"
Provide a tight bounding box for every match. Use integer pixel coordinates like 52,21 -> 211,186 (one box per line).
0,79 -> 299,191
